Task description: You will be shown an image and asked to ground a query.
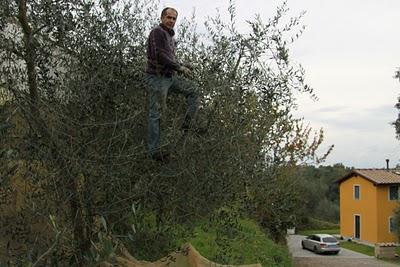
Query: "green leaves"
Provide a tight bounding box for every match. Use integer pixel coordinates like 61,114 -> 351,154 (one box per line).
393,67 -> 400,139
0,0 -> 330,263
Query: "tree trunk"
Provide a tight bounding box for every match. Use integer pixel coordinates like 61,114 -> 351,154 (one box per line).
17,1 -> 88,265
18,0 -> 40,125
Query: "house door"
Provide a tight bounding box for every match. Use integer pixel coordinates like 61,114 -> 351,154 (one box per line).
354,215 -> 361,239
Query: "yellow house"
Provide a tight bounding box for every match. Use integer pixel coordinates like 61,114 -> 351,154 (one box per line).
338,169 -> 400,244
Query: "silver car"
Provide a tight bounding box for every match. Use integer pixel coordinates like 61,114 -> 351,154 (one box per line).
301,234 -> 341,254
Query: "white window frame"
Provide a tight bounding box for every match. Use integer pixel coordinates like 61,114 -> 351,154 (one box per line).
354,184 -> 361,200
388,185 -> 399,201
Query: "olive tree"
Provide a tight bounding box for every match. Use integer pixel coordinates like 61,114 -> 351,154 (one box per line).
0,0 -> 330,264
393,68 -> 400,138
392,67 -> 400,241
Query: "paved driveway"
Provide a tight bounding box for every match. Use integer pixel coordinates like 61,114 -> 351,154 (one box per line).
287,235 -> 399,267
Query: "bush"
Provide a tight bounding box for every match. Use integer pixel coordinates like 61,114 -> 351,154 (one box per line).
190,218 -> 292,267
298,217 -> 339,231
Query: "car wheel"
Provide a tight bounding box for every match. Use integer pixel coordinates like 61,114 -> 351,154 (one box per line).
313,246 -> 318,254
333,251 -> 339,255
301,241 -> 306,249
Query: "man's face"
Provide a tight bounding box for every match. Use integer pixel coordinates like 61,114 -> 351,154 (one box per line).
161,9 -> 177,30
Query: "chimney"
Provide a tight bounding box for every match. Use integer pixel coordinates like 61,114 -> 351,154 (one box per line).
386,159 -> 390,170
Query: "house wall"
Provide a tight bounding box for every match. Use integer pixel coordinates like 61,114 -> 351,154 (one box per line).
376,185 -> 398,243
340,175 -> 378,243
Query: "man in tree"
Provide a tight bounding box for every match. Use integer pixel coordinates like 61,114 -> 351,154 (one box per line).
145,7 -> 199,161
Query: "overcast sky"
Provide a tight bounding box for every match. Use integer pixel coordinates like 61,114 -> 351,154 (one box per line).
160,0 -> 400,168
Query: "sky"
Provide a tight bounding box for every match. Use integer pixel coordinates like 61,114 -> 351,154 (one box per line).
160,0 -> 400,168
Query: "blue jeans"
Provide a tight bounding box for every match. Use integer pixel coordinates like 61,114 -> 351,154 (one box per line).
146,74 -> 199,155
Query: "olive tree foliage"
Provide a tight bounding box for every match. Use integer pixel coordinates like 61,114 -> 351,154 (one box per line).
393,67 -> 400,241
393,68 -> 400,138
1,0 -> 160,264
0,0 -> 330,264
177,1 -> 332,243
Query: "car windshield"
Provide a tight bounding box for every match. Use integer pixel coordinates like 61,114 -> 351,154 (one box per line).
322,237 -> 337,243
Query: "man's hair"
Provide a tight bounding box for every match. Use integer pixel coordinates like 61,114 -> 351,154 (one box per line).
161,7 -> 178,18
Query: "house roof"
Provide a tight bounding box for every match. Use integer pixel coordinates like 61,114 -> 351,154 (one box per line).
337,169 -> 400,185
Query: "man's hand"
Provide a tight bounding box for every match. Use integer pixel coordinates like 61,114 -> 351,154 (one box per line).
178,65 -> 192,76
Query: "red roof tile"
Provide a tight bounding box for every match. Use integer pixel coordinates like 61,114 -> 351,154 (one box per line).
337,169 -> 400,185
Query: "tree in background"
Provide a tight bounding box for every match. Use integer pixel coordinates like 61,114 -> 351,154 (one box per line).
0,0 -> 330,265
294,164 -> 351,227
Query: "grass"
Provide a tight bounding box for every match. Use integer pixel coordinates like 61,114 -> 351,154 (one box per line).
297,229 -> 340,236
339,241 -> 374,256
340,240 -> 400,265
377,245 -> 400,265
188,219 -> 293,267
384,247 -> 400,264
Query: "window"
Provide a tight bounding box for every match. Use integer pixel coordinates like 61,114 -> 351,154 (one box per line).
322,237 -> 337,243
354,215 -> 361,239
389,217 -> 396,233
389,185 -> 399,200
354,185 -> 360,200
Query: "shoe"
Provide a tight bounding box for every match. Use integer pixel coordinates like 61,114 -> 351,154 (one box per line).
181,121 -> 191,133
151,150 -> 170,162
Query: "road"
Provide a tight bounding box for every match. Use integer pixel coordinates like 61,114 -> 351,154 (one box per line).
287,235 -> 399,267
